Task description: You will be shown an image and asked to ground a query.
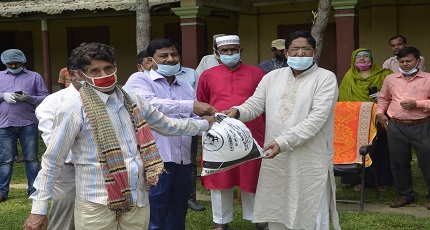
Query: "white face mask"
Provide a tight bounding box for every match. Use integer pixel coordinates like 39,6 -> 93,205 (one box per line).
399,61 -> 419,76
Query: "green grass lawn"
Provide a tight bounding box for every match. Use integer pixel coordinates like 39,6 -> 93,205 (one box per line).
2,138 -> 430,230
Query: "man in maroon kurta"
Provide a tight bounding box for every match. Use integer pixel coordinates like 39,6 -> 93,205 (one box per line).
197,35 -> 266,230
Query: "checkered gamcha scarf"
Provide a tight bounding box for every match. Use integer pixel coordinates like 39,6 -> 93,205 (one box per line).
80,83 -> 164,212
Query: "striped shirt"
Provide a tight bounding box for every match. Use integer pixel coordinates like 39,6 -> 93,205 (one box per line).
30,87 -> 209,215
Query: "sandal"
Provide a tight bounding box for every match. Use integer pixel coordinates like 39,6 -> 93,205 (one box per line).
256,222 -> 269,230
353,184 -> 361,192
213,223 -> 228,230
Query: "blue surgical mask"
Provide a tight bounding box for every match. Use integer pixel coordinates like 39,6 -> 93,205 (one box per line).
153,60 -> 180,77
399,62 -> 419,76
220,53 -> 241,67
143,69 -> 150,74
7,67 -> 24,74
287,56 -> 314,71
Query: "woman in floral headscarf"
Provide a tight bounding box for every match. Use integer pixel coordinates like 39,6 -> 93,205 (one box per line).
339,48 -> 393,191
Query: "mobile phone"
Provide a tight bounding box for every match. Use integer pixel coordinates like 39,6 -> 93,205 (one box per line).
15,91 -> 23,95
368,86 -> 377,95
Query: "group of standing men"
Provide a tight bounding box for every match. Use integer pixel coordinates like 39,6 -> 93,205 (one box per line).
0,29 -> 343,230
376,35 -> 430,211
14,29 -> 430,230
2,30 -> 341,230
1,28 -> 429,230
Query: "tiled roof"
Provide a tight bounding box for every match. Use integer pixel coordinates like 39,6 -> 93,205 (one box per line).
0,0 -> 178,17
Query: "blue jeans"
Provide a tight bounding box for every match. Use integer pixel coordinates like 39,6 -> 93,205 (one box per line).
0,123 -> 40,198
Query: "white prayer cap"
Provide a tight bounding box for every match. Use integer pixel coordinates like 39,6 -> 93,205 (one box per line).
213,34 -> 227,42
216,35 -> 240,47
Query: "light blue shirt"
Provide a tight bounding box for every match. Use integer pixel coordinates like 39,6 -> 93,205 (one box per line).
123,70 -> 199,164
175,66 -> 199,91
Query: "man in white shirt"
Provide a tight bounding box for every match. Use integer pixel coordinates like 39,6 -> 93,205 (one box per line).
35,58 -> 81,230
196,34 -> 225,76
382,35 -> 425,72
24,43 -> 215,230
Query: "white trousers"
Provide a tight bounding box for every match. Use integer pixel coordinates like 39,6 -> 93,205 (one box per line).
268,176 -> 330,230
211,188 -> 255,224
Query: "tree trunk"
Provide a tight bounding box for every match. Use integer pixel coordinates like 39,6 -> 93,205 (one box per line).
311,0 -> 332,63
136,0 -> 151,54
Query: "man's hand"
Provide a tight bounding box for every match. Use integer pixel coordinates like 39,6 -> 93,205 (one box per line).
14,91 -> 29,101
193,101 -> 217,116
3,92 -> 16,104
221,108 -> 238,118
263,141 -> 280,159
201,115 -> 216,129
376,113 -> 389,130
23,214 -> 48,230
400,99 -> 417,110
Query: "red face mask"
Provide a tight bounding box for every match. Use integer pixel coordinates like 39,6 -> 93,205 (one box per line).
82,70 -> 117,92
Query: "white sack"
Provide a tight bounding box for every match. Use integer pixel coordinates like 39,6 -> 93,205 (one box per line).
201,113 -> 264,176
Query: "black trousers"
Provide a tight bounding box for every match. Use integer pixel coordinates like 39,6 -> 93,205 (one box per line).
189,135 -> 198,199
387,121 -> 430,200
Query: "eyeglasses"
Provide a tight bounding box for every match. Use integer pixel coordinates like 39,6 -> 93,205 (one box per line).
217,48 -> 240,55
287,47 -> 314,55
355,54 -> 370,59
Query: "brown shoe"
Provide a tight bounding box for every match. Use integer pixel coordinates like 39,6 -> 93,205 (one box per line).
390,197 -> 415,208
0,195 -> 7,203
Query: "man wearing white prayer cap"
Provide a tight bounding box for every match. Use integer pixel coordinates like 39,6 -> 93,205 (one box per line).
197,35 -> 268,230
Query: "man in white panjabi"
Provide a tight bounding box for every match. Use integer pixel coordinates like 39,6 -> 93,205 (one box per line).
195,34 -> 225,76
224,30 -> 341,230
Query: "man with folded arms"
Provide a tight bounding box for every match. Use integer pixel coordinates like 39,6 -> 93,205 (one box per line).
376,47 -> 430,210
